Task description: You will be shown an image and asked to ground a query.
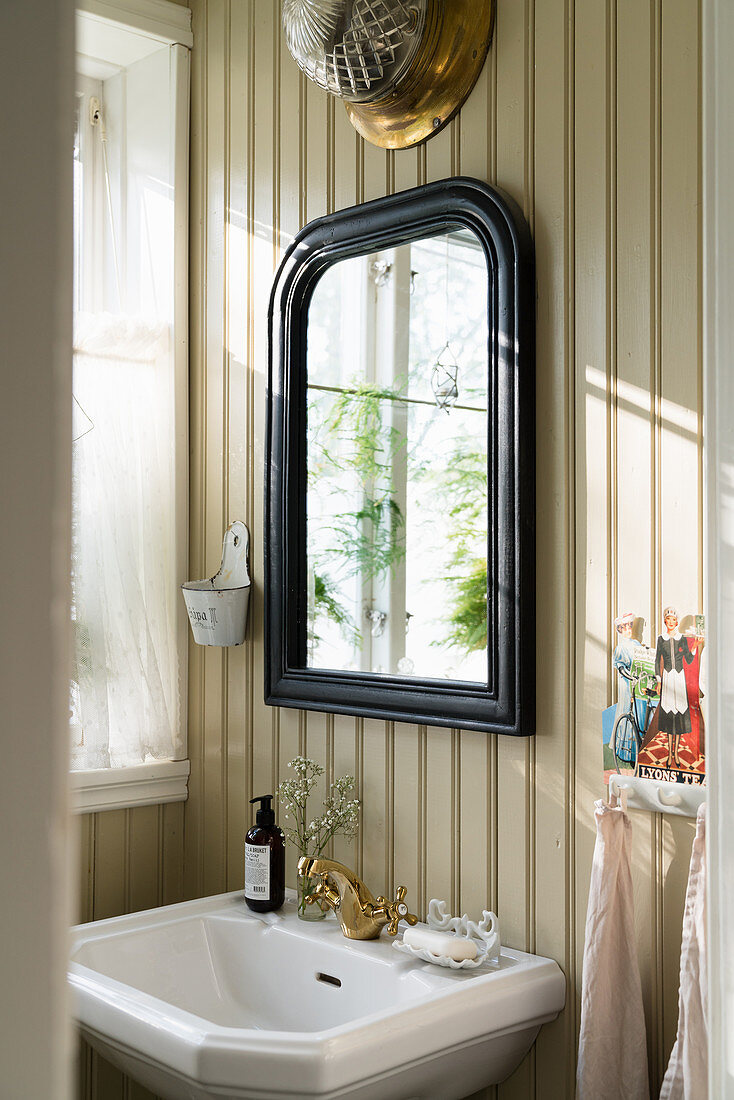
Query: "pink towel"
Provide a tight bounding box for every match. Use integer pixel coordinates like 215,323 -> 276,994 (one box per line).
660,802 -> 708,1099
576,798 -> 650,1100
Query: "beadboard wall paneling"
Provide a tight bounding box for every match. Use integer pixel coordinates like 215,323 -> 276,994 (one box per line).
78,0 -> 703,1096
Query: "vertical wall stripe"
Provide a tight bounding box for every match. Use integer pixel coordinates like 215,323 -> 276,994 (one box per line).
192,0 -> 208,903
299,73 -> 307,226
696,0 -> 704,612
609,0 -> 618,685
386,723 -> 395,897
451,729 -> 460,915
156,805 -> 163,907
270,3 -> 280,801
123,809 -> 131,914
489,734 -> 497,912
220,0 -> 231,881
650,0 -> 664,1078
418,725 -> 427,915
527,0 -> 536,229
525,0 -> 537,989
356,718 -> 365,880
565,0 -> 578,1069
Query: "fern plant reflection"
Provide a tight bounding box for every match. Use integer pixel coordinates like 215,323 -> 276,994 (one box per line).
307,377 -> 407,660
307,375 -> 488,666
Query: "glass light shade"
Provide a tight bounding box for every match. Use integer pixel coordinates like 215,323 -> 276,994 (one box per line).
282,0 -> 428,103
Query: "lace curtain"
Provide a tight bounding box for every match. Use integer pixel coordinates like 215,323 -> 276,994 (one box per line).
70,313 -> 181,769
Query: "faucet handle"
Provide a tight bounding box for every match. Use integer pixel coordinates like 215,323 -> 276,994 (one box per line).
374,885 -> 418,936
301,872 -> 340,912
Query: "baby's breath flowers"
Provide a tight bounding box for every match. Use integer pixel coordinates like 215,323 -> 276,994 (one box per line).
277,756 -> 360,858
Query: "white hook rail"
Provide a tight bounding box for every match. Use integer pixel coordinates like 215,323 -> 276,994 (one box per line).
608,773 -> 706,819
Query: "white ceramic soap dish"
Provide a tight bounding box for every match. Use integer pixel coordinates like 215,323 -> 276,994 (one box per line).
393,899 -> 501,970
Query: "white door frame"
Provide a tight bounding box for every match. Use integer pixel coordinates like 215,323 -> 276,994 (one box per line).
704,0 -> 734,1095
0,0 -> 75,1095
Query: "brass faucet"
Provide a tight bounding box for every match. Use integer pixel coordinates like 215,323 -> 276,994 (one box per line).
298,855 -> 418,940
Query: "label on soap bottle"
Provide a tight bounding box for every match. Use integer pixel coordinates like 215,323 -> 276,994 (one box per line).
245,843 -> 271,900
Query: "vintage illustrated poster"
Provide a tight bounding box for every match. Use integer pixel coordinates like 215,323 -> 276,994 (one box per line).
604,608 -> 705,787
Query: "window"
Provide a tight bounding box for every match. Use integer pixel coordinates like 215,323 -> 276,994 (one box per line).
70,0 -> 191,812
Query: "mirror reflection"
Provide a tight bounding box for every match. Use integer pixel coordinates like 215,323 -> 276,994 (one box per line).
306,227 -> 489,682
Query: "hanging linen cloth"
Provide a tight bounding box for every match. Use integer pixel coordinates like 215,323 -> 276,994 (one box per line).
660,802 -> 708,1099
576,798 -> 649,1100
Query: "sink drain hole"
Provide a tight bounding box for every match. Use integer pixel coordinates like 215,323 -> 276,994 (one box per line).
316,972 -> 342,988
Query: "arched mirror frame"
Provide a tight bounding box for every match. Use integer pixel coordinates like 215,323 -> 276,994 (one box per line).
265,177 -> 535,735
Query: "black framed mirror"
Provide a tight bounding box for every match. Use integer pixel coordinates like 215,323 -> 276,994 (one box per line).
265,177 -> 535,735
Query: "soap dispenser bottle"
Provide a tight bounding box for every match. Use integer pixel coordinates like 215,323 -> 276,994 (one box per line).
245,794 -> 285,912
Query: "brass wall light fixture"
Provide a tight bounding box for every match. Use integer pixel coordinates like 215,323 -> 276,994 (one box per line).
282,0 -> 494,149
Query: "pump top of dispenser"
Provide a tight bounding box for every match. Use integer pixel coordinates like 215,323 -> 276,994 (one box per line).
250,794 -> 275,827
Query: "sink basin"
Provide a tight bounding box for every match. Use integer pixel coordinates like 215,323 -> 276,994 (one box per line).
69,891 -> 565,1100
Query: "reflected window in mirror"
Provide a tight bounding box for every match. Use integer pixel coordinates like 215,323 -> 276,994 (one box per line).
306,229 -> 489,683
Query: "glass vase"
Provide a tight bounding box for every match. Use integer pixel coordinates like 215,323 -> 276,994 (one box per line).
297,871 -> 328,921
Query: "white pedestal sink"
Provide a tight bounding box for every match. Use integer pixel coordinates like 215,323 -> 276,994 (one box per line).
69,891 -> 565,1099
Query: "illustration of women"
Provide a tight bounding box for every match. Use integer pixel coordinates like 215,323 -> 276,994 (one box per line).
654,606 -> 700,770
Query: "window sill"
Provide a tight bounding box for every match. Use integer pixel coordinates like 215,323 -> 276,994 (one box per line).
70,759 -> 190,814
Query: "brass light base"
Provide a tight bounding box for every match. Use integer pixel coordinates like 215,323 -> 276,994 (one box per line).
345,0 -> 494,150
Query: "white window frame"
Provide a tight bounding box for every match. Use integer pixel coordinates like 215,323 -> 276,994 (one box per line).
71,0 -> 191,814
74,76 -> 105,314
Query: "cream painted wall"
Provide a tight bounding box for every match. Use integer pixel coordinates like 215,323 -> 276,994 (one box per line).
78,0 -> 704,1097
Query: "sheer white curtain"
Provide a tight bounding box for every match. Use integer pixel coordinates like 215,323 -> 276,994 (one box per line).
70,312 -> 180,769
